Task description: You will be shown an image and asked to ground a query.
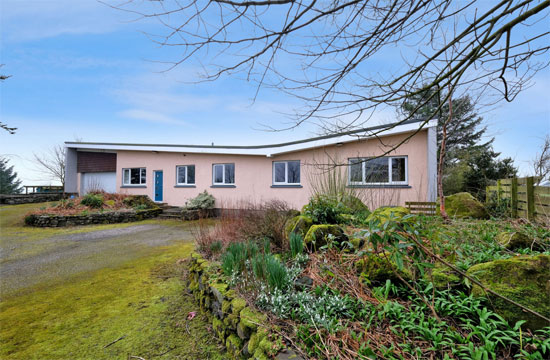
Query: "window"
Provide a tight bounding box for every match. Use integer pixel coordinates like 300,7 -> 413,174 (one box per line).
212,163 -> 235,185
123,168 -> 146,186
273,161 -> 300,185
348,156 -> 407,185
176,165 -> 195,185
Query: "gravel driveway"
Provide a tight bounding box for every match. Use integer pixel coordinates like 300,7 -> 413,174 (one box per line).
0,209 -> 197,297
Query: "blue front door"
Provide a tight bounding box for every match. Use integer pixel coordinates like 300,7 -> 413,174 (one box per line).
154,171 -> 163,202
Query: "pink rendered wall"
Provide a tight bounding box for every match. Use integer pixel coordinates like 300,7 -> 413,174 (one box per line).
116,130 -> 430,210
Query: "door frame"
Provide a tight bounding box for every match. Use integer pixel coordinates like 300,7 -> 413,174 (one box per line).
153,170 -> 164,203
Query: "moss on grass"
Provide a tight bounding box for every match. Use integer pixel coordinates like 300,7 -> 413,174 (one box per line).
0,241 -> 225,360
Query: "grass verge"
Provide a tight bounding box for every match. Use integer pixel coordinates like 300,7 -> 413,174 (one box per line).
0,241 -> 224,359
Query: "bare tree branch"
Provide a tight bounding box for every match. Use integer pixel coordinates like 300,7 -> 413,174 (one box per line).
33,145 -> 66,187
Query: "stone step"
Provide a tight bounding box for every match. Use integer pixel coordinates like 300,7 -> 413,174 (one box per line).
158,214 -> 182,219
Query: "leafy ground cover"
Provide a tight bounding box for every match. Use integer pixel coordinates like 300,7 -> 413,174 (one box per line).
25,192 -> 157,217
192,195 -> 550,359
0,203 -> 224,359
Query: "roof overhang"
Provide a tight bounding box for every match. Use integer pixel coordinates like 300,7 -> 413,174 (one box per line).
65,119 -> 437,157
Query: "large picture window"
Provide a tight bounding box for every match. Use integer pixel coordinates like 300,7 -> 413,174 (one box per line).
122,167 -> 146,186
212,163 -> 235,185
176,165 -> 195,185
273,161 -> 300,185
349,157 -> 407,185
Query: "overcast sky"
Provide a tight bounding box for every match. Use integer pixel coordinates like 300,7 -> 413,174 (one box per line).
1,0 -> 549,185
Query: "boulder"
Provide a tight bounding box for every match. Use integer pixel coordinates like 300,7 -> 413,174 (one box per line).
366,206 -> 411,224
303,224 -> 348,250
355,252 -> 413,284
496,232 -> 534,251
438,192 -> 488,219
425,263 -> 461,290
467,255 -> 550,330
284,215 -> 313,239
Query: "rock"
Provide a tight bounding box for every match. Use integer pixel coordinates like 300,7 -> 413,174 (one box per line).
231,297 -> 247,315
275,349 -> 304,360
285,216 -> 313,239
294,276 -> 313,291
366,206 -> 411,224
496,231 -> 534,251
226,334 -> 243,358
340,194 -> 370,215
240,307 -> 267,332
467,255 -> 550,330
438,192 -> 488,219
425,263 -> 461,290
237,321 -> 251,340
303,224 -> 348,250
355,252 -> 413,284
210,282 -> 228,304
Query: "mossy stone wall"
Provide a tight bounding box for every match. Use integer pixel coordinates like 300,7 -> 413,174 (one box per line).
24,208 -> 162,227
187,253 -> 302,360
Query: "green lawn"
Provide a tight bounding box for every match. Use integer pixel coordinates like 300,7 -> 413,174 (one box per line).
0,203 -> 224,359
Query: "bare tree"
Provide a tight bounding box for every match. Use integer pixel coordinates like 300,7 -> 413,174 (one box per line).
33,145 -> 66,187
0,64 -> 16,134
532,135 -> 550,185
110,0 -> 549,138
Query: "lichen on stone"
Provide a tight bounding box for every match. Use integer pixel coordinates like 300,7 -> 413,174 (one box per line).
284,215 -> 313,239
240,307 -> 267,331
467,254 -> 550,330
437,192 -> 488,219
303,224 -> 347,250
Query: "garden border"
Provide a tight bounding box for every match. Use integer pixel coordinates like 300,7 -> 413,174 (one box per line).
24,208 -> 162,227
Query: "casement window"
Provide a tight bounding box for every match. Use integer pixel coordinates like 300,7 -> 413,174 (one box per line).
212,163 -> 235,185
273,161 -> 301,185
176,165 -> 195,185
122,167 -> 146,186
349,156 -> 407,185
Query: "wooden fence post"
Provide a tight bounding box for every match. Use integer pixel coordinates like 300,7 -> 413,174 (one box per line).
526,176 -> 535,221
497,179 -> 501,202
511,177 -> 518,218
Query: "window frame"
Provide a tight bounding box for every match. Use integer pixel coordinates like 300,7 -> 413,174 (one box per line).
176,165 -> 196,185
212,163 -> 235,185
122,167 -> 147,186
272,160 -> 301,185
348,156 -> 408,185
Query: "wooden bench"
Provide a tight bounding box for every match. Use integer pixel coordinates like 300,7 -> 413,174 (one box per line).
405,201 -> 437,215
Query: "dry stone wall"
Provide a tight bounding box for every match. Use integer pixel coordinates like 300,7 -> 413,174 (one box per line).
187,253 -> 303,360
25,208 -> 162,227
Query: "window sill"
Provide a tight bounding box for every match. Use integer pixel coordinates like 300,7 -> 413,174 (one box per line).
347,184 -> 411,189
121,185 -> 147,188
174,185 -> 196,188
211,185 -> 236,188
271,185 -> 303,188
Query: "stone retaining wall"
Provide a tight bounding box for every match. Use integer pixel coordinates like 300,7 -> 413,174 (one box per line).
24,208 -> 162,227
0,193 -> 64,205
187,253 -> 302,360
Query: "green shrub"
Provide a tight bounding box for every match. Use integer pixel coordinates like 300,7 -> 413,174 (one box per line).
122,195 -> 156,209
133,204 -> 148,211
185,191 -> 215,210
302,195 -> 351,224
289,232 -> 304,258
486,192 -> 511,218
80,194 -> 104,208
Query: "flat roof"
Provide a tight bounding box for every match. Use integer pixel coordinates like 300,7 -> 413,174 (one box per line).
65,119 -> 437,157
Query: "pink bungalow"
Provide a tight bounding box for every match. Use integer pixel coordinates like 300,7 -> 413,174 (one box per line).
64,119 -> 437,210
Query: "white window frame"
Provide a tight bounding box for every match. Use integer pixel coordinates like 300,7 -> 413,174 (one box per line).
122,167 -> 146,186
212,163 -> 235,185
176,165 -> 196,185
348,156 -> 408,185
272,160 -> 301,185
